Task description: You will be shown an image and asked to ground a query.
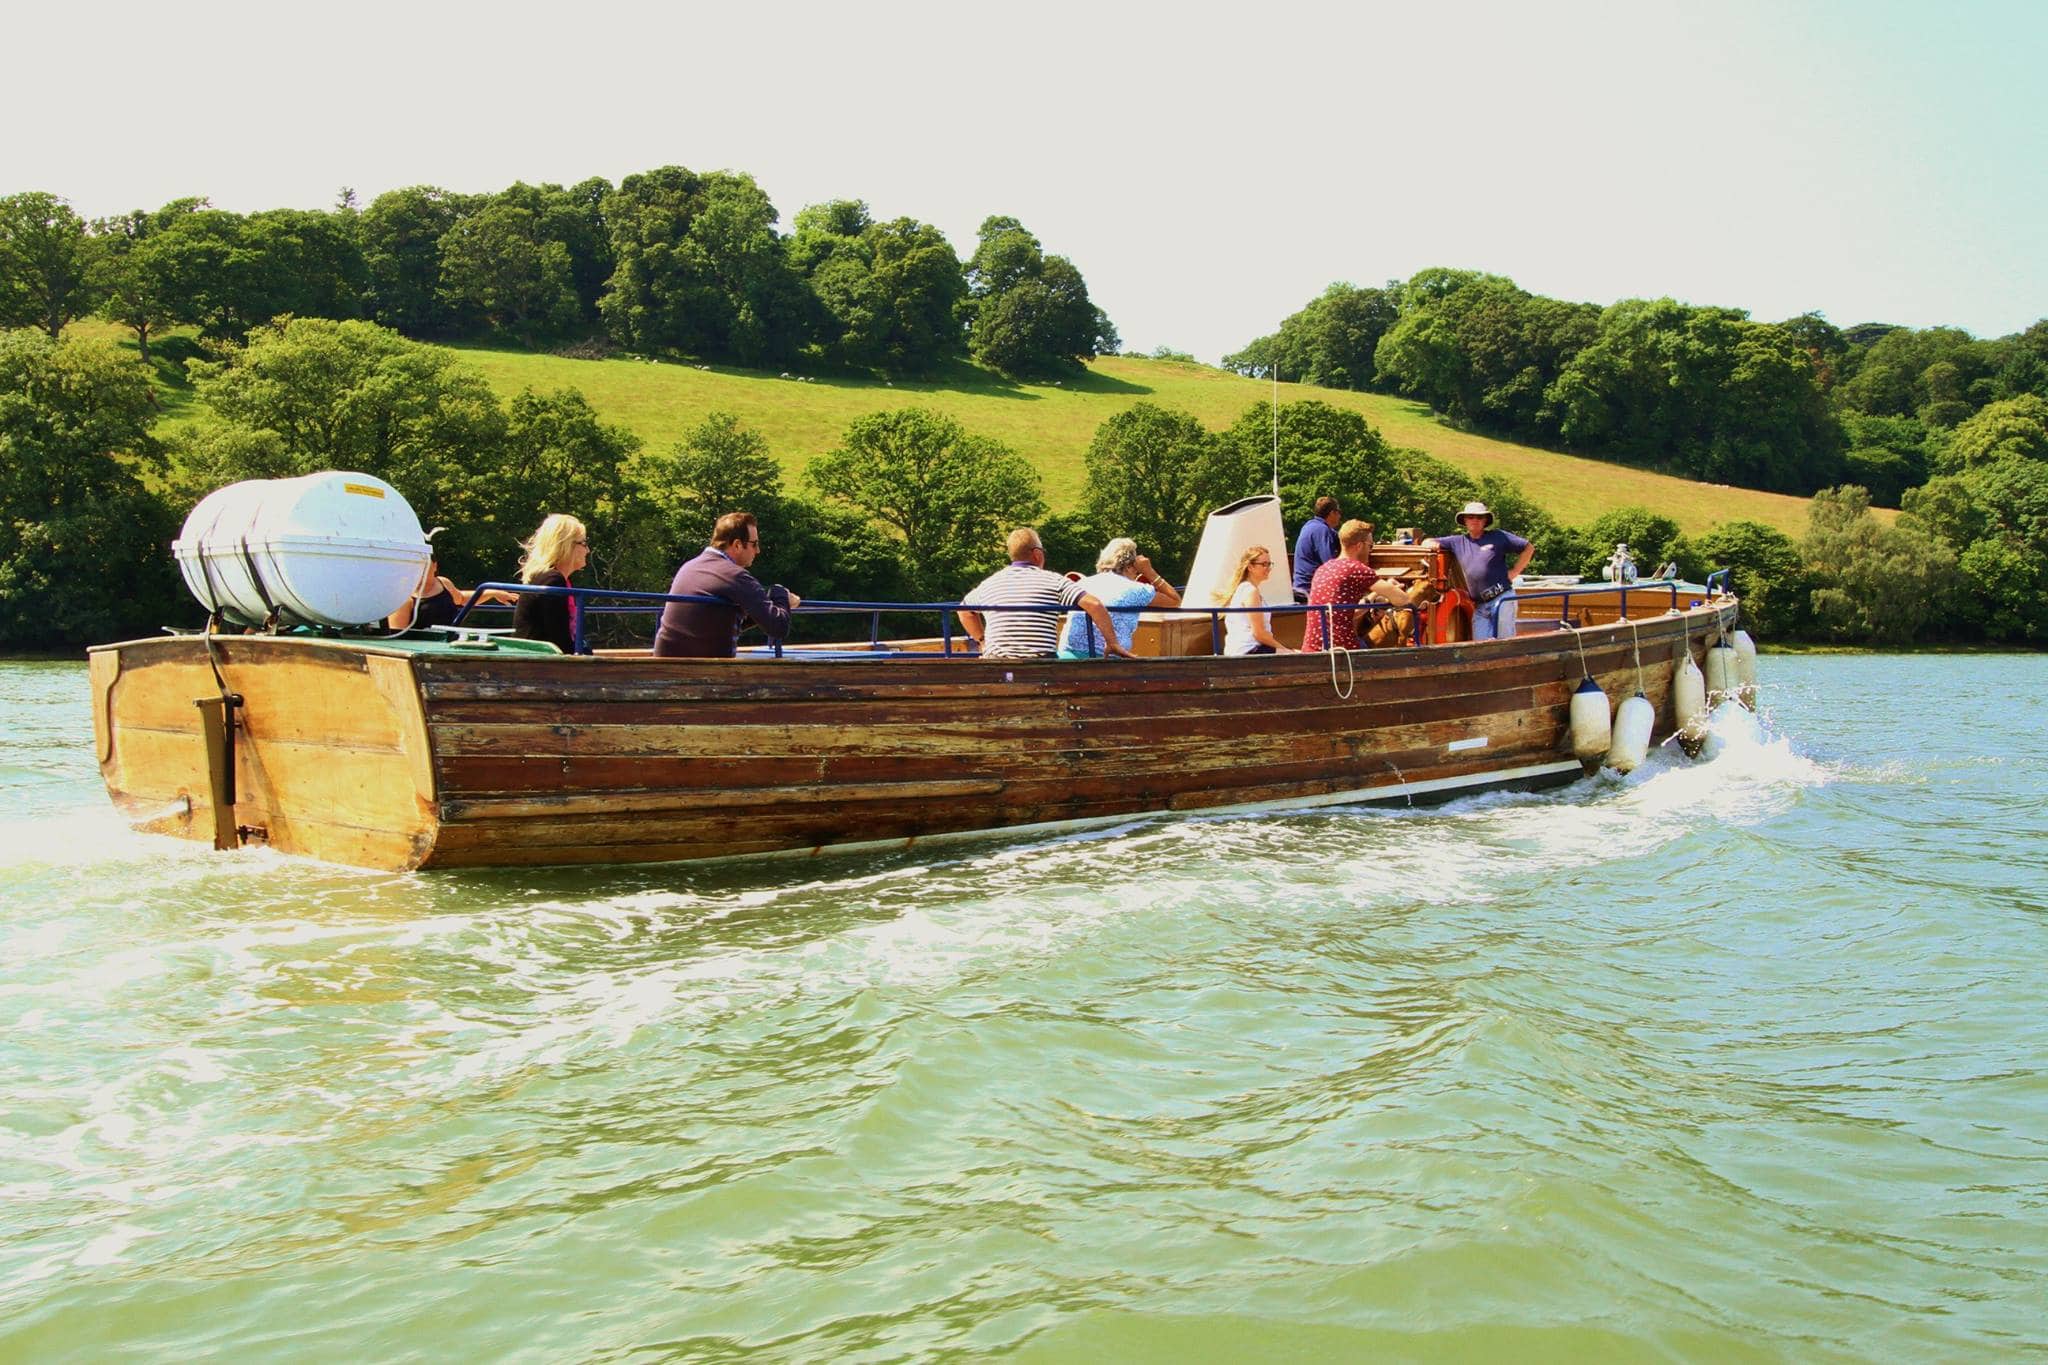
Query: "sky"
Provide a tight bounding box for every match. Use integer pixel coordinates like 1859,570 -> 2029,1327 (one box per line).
5,0 -> 2044,362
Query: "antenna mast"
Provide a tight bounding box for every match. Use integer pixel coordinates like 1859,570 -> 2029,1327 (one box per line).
1270,363 -> 1280,499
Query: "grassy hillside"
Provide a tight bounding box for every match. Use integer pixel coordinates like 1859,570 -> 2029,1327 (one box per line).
74,319 -> 1821,537
452,346 -> 1821,536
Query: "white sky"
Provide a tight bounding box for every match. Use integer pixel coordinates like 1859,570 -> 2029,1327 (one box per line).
6,0 -> 2043,361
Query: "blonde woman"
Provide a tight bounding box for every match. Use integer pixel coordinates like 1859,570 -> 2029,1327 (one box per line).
512,513 -> 590,654
1214,545 -> 1294,656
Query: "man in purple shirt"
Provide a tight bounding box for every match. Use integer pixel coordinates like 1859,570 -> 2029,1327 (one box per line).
653,512 -> 804,658
1424,501 -> 1534,641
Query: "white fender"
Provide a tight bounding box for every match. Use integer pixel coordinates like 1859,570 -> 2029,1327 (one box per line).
1704,641 -> 1738,701
1673,654 -> 1709,758
1606,692 -> 1656,774
1731,630 -> 1759,709
1569,676 -> 1612,775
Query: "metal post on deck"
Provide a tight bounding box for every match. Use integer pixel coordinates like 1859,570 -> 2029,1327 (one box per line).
1210,612 -> 1223,655
193,693 -> 242,851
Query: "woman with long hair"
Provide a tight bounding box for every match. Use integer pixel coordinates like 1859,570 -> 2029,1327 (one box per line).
1213,545 -> 1294,656
512,513 -> 590,653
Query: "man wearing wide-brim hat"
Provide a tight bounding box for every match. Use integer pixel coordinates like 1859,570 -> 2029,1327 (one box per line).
1422,501 -> 1535,641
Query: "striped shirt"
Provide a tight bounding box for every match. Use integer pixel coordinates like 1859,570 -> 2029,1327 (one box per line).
962,563 -> 1087,659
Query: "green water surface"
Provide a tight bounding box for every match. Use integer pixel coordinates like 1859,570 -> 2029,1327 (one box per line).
1,655 -> 2043,1360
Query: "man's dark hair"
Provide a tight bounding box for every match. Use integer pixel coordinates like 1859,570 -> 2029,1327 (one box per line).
711,512 -> 758,548
1314,497 -> 1340,520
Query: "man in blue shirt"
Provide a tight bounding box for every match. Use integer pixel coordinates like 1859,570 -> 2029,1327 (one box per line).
1424,501 -> 1534,641
1291,497 -> 1341,602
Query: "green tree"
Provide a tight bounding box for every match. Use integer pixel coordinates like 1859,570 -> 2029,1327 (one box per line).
641,410 -> 785,552
1374,271 -> 1597,435
170,318 -> 512,584
808,407 -> 1045,595
91,199 -> 204,363
0,330 -> 179,644
1934,394 -> 2048,472
0,192 -> 105,338
964,217 -> 1112,377
1801,485 -> 1959,644
1691,520 -> 1809,638
790,201 -> 967,373
500,387 -> 658,589
1568,507 -> 1690,580
600,166 -> 809,364
1225,281 -> 1400,390
438,202 -> 581,341
1903,397 -> 2048,640
637,410 -> 912,617
495,178 -> 614,323
360,186 -> 480,336
1215,399 -> 1397,530
1078,403 -> 1240,581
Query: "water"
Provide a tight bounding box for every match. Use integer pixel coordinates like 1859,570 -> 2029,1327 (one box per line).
1,655 -> 2044,1360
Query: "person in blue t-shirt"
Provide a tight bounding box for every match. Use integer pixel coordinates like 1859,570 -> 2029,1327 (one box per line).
1424,501 -> 1534,641
1058,537 -> 1183,658
1291,496 -> 1341,602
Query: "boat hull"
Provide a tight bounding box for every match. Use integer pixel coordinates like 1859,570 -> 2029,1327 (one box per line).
91,602 -> 1738,871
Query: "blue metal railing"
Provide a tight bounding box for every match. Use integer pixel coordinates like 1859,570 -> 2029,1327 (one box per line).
449,575 -> 1725,658
451,581 -> 1418,658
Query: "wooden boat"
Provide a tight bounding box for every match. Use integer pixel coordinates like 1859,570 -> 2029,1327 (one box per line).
89,567 -> 1742,871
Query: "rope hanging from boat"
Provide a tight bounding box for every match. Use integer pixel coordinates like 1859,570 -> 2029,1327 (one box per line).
1628,616 -> 1646,694
1325,641 -> 1357,701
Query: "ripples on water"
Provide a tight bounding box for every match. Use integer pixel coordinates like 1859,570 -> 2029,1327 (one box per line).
1,656 -> 2043,1359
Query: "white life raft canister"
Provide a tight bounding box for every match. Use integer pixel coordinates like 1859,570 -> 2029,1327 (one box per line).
1569,675 -> 1612,775
173,472 -> 429,627
1606,692 -> 1656,773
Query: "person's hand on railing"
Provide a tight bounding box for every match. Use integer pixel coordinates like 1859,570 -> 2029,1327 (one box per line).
786,590 -> 803,610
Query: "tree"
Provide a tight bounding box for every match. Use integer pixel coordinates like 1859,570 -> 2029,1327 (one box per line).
1801,486 -> 1959,644
360,186 -> 478,336
791,201 -> 967,373
1078,403 -> 1240,581
500,387 -> 657,590
144,207 -> 364,340
0,192 -> 105,338
639,409 -> 909,617
1691,520 -> 1809,638
1371,271 -> 1602,439
1215,399 -> 1397,530
1544,298 -> 1841,493
170,318 -> 513,585
964,217 -> 1111,377
1224,281 -> 1400,389
92,198 -> 204,363
1568,507 -> 1690,580
1903,397 -> 2048,640
600,166 -> 809,365
807,407 -> 1045,595
495,178 -> 614,323
0,330 -> 179,644
438,202 -> 581,341
1935,394 -> 2048,472
642,410 -> 786,552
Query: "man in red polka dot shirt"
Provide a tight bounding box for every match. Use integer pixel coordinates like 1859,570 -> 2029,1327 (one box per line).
1303,520 -> 1430,651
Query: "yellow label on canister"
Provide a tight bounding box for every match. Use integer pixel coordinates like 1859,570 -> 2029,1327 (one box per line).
342,482 -> 386,498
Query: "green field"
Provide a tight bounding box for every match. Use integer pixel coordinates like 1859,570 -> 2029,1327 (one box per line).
76,320 -> 1822,537
451,346 -> 1822,537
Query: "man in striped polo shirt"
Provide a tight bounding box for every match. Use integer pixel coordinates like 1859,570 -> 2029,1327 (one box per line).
958,528 -> 1133,660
